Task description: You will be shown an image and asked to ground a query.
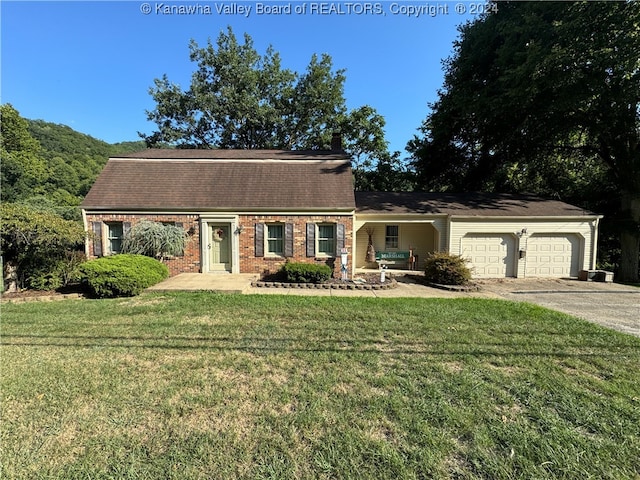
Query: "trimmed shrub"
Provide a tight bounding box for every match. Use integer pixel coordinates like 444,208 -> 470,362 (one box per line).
424,252 -> 472,286
282,262 -> 332,284
80,254 -> 169,298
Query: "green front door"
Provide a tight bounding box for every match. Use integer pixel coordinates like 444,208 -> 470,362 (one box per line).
209,225 -> 231,272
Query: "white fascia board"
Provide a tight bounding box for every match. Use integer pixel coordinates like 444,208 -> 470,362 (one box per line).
449,215 -> 603,221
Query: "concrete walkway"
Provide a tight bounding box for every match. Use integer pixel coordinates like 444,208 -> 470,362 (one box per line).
147,273 -> 639,337
147,273 -> 259,294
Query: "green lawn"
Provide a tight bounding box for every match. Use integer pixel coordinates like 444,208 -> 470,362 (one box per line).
2,293 -> 639,479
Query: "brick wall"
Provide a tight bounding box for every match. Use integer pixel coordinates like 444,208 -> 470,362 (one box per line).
238,214 -> 353,279
85,214 -> 201,276
85,213 -> 354,278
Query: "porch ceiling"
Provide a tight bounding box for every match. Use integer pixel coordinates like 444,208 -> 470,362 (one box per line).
354,219 -> 435,230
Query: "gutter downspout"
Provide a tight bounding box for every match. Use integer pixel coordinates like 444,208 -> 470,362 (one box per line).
591,217 -> 601,270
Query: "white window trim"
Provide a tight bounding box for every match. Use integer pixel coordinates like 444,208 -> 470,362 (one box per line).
385,224 -> 400,250
265,223 -> 285,257
316,223 -> 336,258
105,221 -> 124,255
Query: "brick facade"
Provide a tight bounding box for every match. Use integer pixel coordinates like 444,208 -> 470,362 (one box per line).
85,214 -> 201,276
85,212 -> 354,279
238,214 -> 353,278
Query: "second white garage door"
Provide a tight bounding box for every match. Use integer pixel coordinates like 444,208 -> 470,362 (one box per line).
526,234 -> 581,278
461,234 -> 516,278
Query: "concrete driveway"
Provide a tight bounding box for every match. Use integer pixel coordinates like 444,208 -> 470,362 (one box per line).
474,278 -> 640,337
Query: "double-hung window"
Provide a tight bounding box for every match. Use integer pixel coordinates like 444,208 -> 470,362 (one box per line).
106,222 -> 124,254
317,224 -> 336,256
267,224 -> 284,256
385,225 -> 399,249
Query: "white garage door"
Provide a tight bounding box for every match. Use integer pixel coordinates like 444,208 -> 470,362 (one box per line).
526,234 -> 581,278
461,234 -> 516,278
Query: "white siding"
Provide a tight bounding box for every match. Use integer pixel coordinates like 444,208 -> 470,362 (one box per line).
449,218 -> 597,278
354,216 -> 444,269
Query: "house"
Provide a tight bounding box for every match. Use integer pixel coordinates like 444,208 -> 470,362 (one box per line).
81,148 -> 355,277
81,149 -> 602,279
354,192 -> 601,278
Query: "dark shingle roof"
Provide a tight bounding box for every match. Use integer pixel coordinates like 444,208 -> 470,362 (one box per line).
82,150 -> 355,211
355,192 -> 598,217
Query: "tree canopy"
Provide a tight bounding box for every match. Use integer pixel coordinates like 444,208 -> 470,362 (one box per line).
408,1 -> 640,281
141,27 -> 402,189
0,203 -> 86,291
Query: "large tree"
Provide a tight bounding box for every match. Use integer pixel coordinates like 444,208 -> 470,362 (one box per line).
142,27 -> 398,188
408,1 -> 640,281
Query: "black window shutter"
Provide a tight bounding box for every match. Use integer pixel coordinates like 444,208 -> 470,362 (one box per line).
306,223 -> 315,257
284,223 -> 294,257
336,223 -> 345,256
92,222 -> 103,257
255,223 -> 264,257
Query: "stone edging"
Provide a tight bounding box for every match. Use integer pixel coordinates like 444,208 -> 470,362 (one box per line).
252,279 -> 398,290
1,293 -> 84,304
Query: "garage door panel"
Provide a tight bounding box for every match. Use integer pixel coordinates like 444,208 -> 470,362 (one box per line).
526,234 -> 580,278
461,234 -> 516,278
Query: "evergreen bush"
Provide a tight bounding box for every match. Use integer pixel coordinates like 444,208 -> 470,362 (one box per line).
424,252 -> 472,286
282,262 -> 332,284
80,254 -> 169,298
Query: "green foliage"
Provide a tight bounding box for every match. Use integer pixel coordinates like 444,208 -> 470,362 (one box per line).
281,261 -> 332,284
424,252 -> 472,286
142,27 -> 404,185
80,254 -> 169,298
121,220 -> 188,260
1,104 -> 145,209
0,104 -> 48,202
25,252 -> 86,291
408,1 -> 640,281
27,118 -> 145,200
1,203 -> 86,291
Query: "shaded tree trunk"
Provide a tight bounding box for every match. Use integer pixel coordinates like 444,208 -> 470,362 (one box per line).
3,258 -> 19,293
617,193 -> 640,283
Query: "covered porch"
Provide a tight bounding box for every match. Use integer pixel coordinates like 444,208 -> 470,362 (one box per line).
353,217 -> 442,271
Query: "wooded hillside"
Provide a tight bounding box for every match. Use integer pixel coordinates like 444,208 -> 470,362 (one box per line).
1,104 -> 144,219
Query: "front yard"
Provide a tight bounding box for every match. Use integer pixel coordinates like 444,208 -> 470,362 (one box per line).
2,294 -> 639,479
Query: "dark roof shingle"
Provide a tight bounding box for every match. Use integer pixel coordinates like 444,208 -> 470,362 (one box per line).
82,150 -> 355,210
355,192 -> 598,217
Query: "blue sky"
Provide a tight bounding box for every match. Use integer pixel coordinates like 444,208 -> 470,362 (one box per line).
1,0 -> 477,156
